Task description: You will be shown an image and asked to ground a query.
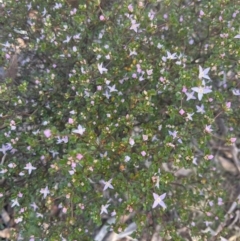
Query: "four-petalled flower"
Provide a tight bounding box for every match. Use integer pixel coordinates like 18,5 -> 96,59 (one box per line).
102,179 -> 114,191
100,204 -> 110,214
191,86 -> 212,101
198,65 -> 210,80
98,63 -> 108,74
130,19 -> 140,32
24,163 -> 36,175
72,125 -> 85,135
40,186 -> 50,199
152,193 -> 167,209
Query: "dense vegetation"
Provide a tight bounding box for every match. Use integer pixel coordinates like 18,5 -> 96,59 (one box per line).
0,0 -> 239,240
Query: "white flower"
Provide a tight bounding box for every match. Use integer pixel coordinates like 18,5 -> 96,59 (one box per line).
166,51 -> 177,60
130,19 -> 140,32
152,193 -> 167,209
24,163 -> 36,175
102,179 -> 114,191
72,125 -> 86,135
100,204 -> 110,214
124,156 -> 131,162
129,138 -> 135,146
11,198 -> 20,207
108,84 -> 118,92
185,91 -> 196,101
98,63 -> 108,74
186,113 -> 194,121
40,186 -> 50,199
205,125 -> 213,133
196,104 -> 205,114
198,65 -> 210,80
63,36 -> 71,43
232,89 -> 240,95
191,86 -> 212,101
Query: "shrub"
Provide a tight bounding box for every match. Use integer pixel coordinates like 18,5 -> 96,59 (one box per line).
0,0 -> 239,240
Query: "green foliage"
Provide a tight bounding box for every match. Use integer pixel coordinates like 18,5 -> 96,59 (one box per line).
0,0 -> 239,240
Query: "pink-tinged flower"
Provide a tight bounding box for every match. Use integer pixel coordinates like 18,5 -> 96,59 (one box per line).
15,217 -> 23,224
130,19 -> 140,33
182,86 -> 187,93
99,15 -> 105,21
97,85 -> 102,90
76,153 -> 83,160
199,10 -> 205,16
129,138 -> 135,146
19,207 -> 25,213
71,162 -> 76,168
68,118 -> 74,124
142,135 -> 148,141
147,69 -> 153,75
148,10 -> 155,20
111,210 -> 116,216
209,201 -> 213,206
152,193 -> 167,209
230,137 -> 236,143
29,235 -> 35,241
70,8 -> 77,15
44,129 -> 51,138
218,197 -> 223,206
207,154 -> 214,160
128,4 -> 133,12
159,77 -> 165,82
79,203 -> 85,209
205,125 -> 213,133
226,102 -> 231,109
179,109 -> 185,115
18,192 -> 23,198
141,151 -> 146,156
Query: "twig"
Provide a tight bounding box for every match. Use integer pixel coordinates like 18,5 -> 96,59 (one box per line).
211,193 -> 240,240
